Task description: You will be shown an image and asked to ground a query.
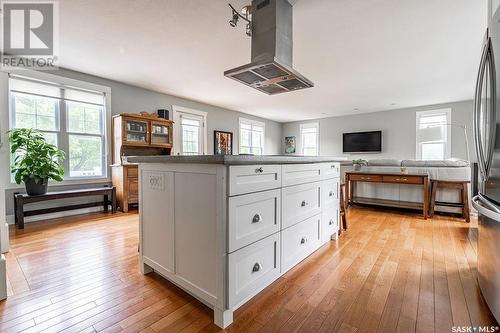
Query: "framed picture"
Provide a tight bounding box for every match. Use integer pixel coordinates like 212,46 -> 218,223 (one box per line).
214,130 -> 233,155
285,136 -> 296,154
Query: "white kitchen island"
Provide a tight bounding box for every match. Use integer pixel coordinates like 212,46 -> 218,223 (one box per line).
127,155 -> 343,329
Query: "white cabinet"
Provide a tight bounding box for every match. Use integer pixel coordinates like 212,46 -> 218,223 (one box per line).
228,233 -> 280,308
281,214 -> 322,273
140,161 -> 340,329
140,170 -> 175,273
282,163 -> 323,187
229,165 -> 281,196
282,182 -> 322,229
321,208 -> 339,244
322,179 -> 339,208
321,162 -> 340,179
228,189 -> 281,253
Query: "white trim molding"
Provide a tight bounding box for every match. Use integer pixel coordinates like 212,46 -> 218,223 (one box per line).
172,105 -> 208,155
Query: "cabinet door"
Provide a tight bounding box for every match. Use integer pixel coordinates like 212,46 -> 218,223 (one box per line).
282,181 -> 322,229
141,171 -> 174,273
150,121 -> 172,147
123,118 -> 149,145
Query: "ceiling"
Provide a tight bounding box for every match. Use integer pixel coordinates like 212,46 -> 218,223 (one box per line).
58,0 -> 486,122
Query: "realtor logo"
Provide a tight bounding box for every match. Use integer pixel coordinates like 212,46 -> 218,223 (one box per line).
1,0 -> 59,69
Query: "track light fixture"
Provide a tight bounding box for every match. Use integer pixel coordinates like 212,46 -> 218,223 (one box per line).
228,3 -> 252,37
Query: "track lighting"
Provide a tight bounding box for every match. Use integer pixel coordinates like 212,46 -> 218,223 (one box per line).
229,10 -> 239,27
228,3 -> 252,37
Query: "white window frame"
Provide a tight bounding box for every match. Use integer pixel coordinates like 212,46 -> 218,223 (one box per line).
415,108 -> 451,160
239,117 -> 265,155
300,122 -> 319,156
7,70 -> 112,186
172,105 -> 208,155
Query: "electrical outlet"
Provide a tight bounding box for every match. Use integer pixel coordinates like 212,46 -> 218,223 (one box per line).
148,173 -> 164,191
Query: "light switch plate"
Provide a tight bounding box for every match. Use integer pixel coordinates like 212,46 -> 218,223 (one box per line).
148,173 -> 164,191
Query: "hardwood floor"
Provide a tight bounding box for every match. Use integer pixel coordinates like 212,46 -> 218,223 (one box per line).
1,207 -> 498,332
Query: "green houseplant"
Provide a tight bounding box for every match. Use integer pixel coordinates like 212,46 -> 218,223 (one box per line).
9,128 -> 65,196
352,158 -> 367,171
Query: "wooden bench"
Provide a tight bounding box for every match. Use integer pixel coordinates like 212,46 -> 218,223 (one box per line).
429,179 -> 470,222
14,187 -> 117,229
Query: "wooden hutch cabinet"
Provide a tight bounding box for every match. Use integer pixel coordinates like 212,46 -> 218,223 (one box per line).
111,113 -> 173,212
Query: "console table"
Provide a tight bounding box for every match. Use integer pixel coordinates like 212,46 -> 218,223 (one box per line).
345,172 -> 429,219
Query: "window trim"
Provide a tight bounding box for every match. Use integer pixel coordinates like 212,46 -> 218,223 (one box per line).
7,70 -> 112,186
239,117 -> 265,155
299,122 -> 320,156
415,108 -> 452,160
172,105 -> 208,155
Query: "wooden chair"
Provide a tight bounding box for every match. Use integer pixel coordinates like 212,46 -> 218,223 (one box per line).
429,179 -> 470,222
339,183 -> 348,234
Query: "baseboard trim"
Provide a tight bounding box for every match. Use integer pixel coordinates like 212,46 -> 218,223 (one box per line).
6,206 -> 104,225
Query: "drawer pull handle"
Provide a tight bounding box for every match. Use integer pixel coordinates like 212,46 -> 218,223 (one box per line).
361,177 -> 371,180
300,237 -> 307,244
331,165 -> 335,169
329,219 -> 333,225
301,200 -> 308,207
329,191 -> 334,197
252,214 -> 262,223
252,263 -> 262,273
256,167 -> 264,173
395,178 -> 407,181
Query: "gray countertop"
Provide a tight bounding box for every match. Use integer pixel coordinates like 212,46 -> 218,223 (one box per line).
125,155 -> 348,165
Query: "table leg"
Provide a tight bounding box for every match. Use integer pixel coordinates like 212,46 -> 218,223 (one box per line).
112,187 -> 117,213
103,194 -> 109,212
429,181 -> 437,218
15,195 -> 25,229
423,178 -> 428,219
462,183 -> 470,222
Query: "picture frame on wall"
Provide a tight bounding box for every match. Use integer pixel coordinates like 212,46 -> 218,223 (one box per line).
214,130 -> 233,155
285,136 -> 296,154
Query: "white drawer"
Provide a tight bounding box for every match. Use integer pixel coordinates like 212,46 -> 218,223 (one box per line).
282,182 -> 322,229
228,189 -> 281,253
282,164 -> 323,187
322,179 -> 339,209
229,165 -> 281,196
228,233 -> 280,309
281,214 -> 321,273
321,162 -> 340,180
321,208 -> 339,244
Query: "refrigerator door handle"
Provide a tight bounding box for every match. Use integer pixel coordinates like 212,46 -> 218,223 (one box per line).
474,39 -> 490,180
472,194 -> 500,220
485,39 -> 497,178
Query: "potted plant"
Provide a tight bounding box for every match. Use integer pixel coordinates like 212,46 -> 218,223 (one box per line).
352,158 -> 367,171
9,128 -> 65,196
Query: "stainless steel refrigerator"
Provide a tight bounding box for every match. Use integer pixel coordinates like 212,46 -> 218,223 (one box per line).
471,9 -> 500,323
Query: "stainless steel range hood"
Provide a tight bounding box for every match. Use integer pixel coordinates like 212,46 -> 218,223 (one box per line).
224,0 -> 313,95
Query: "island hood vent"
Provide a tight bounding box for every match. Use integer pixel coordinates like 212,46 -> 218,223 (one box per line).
224,0 -> 313,95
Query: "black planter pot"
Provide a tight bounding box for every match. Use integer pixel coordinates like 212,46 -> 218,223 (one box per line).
25,178 -> 48,196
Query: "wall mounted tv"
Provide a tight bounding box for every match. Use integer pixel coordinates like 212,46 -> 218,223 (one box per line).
343,131 -> 382,153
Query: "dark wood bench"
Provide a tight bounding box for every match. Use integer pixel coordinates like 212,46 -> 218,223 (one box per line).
14,187 -> 117,229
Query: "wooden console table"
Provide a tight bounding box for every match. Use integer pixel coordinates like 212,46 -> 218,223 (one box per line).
345,172 -> 429,219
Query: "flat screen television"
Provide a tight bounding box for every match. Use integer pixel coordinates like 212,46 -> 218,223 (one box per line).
343,131 -> 382,153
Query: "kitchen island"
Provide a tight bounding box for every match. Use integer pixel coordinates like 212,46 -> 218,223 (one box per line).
127,155 -> 344,328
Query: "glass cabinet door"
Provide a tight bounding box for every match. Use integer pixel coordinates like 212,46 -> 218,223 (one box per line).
124,119 -> 148,144
151,122 -> 171,145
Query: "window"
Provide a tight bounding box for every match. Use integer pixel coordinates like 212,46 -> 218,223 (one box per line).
9,74 -> 109,180
300,122 -> 319,156
416,109 -> 451,160
239,118 -> 265,155
173,106 -> 207,155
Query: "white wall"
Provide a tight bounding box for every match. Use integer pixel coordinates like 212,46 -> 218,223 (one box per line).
282,100 -> 474,161
0,68 -> 283,220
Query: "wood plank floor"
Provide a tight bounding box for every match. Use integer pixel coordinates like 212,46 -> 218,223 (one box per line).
1,207 -> 498,332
